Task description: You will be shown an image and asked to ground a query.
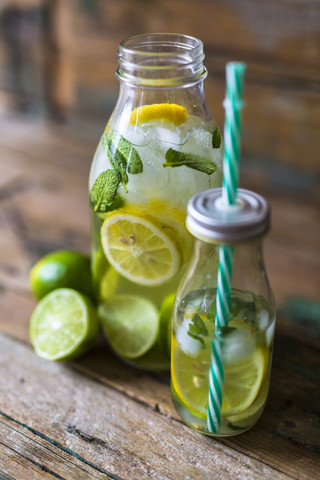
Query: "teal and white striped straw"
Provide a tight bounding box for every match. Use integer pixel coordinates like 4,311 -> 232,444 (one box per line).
207,62 -> 246,434
222,63 -> 246,204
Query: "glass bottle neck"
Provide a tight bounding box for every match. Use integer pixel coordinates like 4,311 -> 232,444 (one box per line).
116,33 -> 207,88
187,237 -> 275,309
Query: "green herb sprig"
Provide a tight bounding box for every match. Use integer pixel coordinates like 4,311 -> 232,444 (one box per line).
187,313 -> 209,348
103,131 -> 143,192
212,125 -> 221,149
90,169 -> 121,213
90,130 -> 143,213
163,148 -> 216,176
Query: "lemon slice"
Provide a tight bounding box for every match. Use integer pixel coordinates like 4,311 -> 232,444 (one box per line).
99,294 -> 159,359
221,347 -> 267,416
171,337 -> 267,419
171,337 -> 211,419
101,209 -> 181,286
228,377 -> 270,428
129,103 -> 188,126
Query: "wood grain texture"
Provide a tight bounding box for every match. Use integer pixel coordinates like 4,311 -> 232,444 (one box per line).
0,333 -> 319,480
0,0 -> 319,174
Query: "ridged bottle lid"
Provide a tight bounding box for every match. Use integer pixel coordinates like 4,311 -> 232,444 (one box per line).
186,188 -> 270,242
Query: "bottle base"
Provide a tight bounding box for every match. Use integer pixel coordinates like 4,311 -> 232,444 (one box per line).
172,388 -> 265,437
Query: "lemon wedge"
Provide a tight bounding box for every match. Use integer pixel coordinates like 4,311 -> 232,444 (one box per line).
100,208 -> 182,286
129,103 -> 188,126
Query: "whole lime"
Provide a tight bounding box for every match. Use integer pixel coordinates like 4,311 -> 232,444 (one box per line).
30,250 -> 95,301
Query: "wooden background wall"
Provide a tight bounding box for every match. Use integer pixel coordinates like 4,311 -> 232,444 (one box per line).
0,0 -> 319,179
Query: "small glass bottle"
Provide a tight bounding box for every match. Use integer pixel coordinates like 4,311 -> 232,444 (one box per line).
88,34 -> 223,370
171,188 -> 276,436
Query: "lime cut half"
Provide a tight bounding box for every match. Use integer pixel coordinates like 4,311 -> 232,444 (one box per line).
29,288 -> 99,361
101,209 -> 181,286
99,294 -> 159,359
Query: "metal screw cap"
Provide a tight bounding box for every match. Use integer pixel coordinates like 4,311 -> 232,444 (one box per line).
186,188 -> 270,242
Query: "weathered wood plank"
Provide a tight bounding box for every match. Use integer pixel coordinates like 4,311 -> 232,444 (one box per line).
0,416 -> 108,480
0,294 -> 319,479
71,322 -> 320,480
66,0 -> 320,77
0,120 -> 96,173
0,333 -> 310,480
0,289 -> 35,342
52,0 -> 320,175
1,0 -> 319,174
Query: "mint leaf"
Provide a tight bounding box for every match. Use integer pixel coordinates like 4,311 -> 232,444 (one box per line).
212,125 -> 221,149
188,313 -> 209,348
90,169 -> 121,213
102,131 -> 143,192
163,148 -> 216,175
216,326 -> 237,338
207,301 -> 216,322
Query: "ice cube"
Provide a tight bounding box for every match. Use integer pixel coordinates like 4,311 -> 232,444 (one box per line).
222,328 -> 255,363
176,318 -> 202,357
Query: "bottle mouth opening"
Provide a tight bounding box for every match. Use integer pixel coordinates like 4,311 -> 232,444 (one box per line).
119,33 -> 204,58
117,33 -> 207,87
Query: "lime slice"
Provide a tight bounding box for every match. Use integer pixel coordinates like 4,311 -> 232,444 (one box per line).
29,288 -> 99,361
99,294 -> 159,359
158,293 -> 175,359
101,208 -> 182,286
30,250 -> 95,301
171,337 -> 267,419
171,337 -> 210,419
129,103 -> 188,126
92,249 -> 118,301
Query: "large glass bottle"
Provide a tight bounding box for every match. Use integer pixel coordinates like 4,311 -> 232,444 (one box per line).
89,34 -> 223,370
171,188 -> 276,435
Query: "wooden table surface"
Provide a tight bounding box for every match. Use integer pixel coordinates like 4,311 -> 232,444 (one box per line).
0,117 -> 319,480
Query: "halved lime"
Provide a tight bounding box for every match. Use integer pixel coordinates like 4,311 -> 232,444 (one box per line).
98,294 -> 159,359
129,103 -> 188,126
101,208 -> 182,286
30,250 -> 95,301
29,288 -> 99,361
